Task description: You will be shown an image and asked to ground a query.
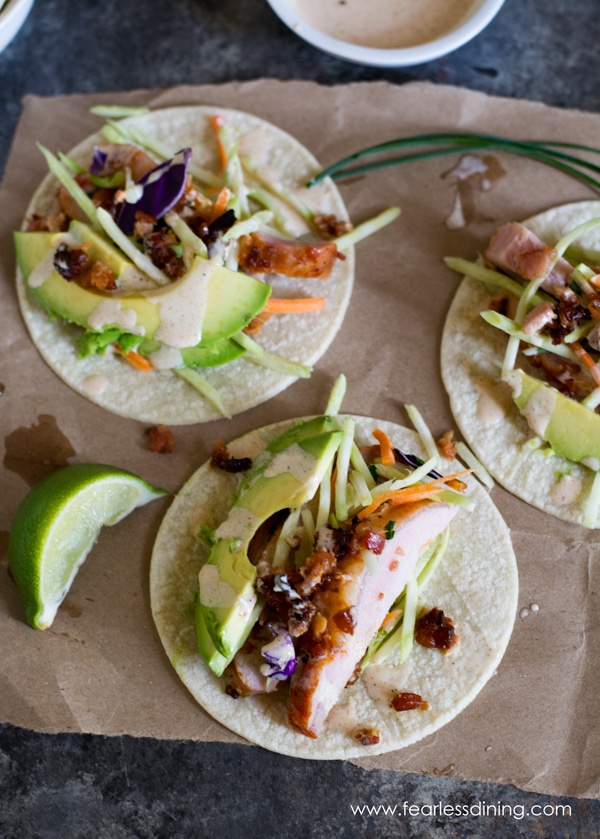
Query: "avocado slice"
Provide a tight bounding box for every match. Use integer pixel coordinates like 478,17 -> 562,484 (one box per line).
505,368 -> 600,468
138,336 -> 245,368
14,225 -> 271,348
197,417 -> 343,671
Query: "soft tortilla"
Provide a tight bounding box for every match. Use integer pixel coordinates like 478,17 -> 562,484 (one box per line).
441,200 -> 600,527
149,415 -> 517,760
16,106 -> 354,424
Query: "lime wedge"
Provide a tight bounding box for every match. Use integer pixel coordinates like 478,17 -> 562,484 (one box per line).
8,463 -> 167,629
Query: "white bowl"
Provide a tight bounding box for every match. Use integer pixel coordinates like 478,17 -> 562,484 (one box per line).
265,0 -> 505,67
0,0 -> 34,54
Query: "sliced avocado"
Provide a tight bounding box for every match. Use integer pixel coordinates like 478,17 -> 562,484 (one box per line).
505,368 -> 600,467
14,226 -> 271,348
197,417 -> 343,670
138,336 -> 245,368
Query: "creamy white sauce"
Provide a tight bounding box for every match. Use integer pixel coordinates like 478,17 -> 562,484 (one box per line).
27,233 -> 75,288
198,564 -> 238,609
550,475 -> 582,506
522,385 -> 556,438
146,259 -> 212,349
289,0 -> 478,49
147,345 -> 183,370
475,377 -> 511,426
81,374 -> 109,397
263,443 -> 318,484
214,505 -> 262,543
87,299 -> 145,335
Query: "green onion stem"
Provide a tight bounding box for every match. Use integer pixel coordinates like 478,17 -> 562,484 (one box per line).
308,132 -> 600,193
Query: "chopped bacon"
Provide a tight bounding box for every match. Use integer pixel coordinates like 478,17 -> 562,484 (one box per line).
53,243 -> 91,280
79,261 -> 118,291
354,727 -> 381,746
238,232 -> 339,280
133,210 -> 158,238
26,212 -> 68,232
414,607 -> 458,650
391,692 -> 429,712
313,213 -> 352,239
436,429 -> 458,461
209,440 -> 252,473
142,228 -> 185,279
147,424 -> 175,453
484,222 -> 572,292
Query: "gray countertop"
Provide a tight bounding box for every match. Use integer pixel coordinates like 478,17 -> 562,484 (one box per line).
1,1 -> 599,836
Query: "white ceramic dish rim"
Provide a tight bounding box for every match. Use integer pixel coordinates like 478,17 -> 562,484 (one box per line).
265,0 -> 505,67
0,0 -> 34,53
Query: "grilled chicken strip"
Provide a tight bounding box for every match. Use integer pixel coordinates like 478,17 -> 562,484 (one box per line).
288,499 -> 458,738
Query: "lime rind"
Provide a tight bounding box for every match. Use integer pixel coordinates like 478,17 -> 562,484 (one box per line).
8,464 -> 167,630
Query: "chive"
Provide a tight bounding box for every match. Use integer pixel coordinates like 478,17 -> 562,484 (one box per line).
308,132 -> 600,193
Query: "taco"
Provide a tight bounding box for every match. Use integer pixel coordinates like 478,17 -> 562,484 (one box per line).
442,200 -> 600,528
14,105 -> 364,424
149,400 -> 517,759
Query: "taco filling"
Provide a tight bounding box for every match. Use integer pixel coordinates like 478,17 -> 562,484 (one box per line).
442,200 -> 600,528
150,382 -> 517,759
15,106 -> 396,424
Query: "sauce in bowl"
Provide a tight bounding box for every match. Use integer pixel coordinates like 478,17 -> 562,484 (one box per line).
287,0 -> 480,49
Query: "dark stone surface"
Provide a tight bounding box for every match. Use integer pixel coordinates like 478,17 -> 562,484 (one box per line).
1,0 -> 599,835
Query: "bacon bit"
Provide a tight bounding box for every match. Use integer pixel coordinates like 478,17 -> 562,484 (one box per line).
571,341 -> 600,387
263,296 -> 326,314
436,430 -> 457,461
79,261 -> 117,291
243,310 -> 274,335
147,424 -> 175,454
142,228 -> 185,279
115,347 -> 154,372
372,428 -> 395,466
210,114 -> 228,170
391,692 -> 429,712
210,440 -> 252,473
415,607 -> 458,650
333,607 -> 356,634
313,213 -> 353,239
133,210 -> 158,238
53,243 -> 91,280
26,212 -> 68,232
354,727 -> 381,746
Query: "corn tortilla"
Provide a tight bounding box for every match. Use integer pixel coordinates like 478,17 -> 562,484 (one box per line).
16,106 -> 354,424
149,415 -> 518,760
441,200 -> 600,527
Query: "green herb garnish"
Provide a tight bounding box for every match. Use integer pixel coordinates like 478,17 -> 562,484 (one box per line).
308,132 -> 600,193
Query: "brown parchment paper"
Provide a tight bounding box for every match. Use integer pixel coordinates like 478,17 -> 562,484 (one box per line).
1,80 -> 598,800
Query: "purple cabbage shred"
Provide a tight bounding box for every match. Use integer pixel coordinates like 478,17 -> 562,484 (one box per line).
116,147 -> 192,234
90,147 -> 108,175
260,625 -> 296,681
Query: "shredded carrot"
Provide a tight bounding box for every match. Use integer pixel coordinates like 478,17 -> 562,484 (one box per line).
115,346 -> 154,372
263,296 -> 326,314
572,341 -> 600,387
208,186 -> 231,224
372,428 -> 395,466
380,609 -> 401,632
210,114 -> 228,170
357,468 -> 473,520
